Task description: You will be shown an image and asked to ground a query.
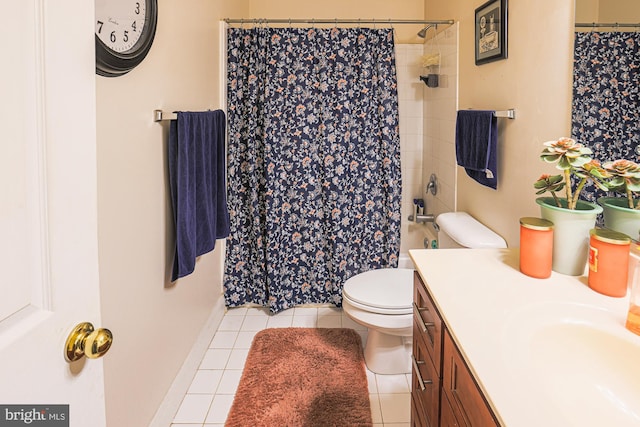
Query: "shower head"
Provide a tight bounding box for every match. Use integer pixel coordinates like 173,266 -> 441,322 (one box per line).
417,24 -> 436,38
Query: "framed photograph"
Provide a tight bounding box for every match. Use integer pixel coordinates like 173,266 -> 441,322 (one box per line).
475,0 -> 508,65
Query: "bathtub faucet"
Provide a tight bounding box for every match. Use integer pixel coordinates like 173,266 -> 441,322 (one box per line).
410,213 -> 435,224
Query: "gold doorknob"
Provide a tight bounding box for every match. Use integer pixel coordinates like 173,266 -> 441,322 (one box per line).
64,322 -> 113,362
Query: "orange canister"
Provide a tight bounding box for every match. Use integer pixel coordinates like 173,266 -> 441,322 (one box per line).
519,217 -> 554,279
588,228 -> 631,297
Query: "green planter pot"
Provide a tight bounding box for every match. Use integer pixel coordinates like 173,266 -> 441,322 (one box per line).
536,197 -> 603,276
598,197 -> 640,241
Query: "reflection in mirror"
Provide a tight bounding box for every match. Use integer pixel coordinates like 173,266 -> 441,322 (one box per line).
572,0 -> 640,242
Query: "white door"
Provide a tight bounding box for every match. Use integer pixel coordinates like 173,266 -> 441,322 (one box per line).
0,1 -> 106,426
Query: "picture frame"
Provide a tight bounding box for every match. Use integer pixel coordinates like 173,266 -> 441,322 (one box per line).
474,0 -> 508,65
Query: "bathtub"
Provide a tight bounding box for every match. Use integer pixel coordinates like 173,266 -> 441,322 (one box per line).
398,254 -> 415,269
399,225 -> 438,269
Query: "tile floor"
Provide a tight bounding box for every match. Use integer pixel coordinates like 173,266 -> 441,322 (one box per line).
170,306 -> 411,426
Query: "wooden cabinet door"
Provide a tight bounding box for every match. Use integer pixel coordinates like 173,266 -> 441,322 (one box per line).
440,391 -> 461,427
442,330 -> 499,427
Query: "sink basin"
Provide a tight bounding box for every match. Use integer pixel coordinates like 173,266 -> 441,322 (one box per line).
502,302 -> 640,426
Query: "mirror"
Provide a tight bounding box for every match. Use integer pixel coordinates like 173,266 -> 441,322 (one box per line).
573,0 -> 640,243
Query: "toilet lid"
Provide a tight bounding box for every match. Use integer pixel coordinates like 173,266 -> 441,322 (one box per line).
343,268 -> 414,314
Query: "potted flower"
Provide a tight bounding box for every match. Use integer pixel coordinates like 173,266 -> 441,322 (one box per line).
532,137 -> 606,275
598,159 -> 640,240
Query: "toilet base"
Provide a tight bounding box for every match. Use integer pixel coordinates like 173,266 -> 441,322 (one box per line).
363,329 -> 412,375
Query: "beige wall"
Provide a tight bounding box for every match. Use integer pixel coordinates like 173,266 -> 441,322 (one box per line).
595,0 -> 639,23
248,0 -> 425,43
96,1 -> 249,425
576,0 -> 639,23
425,0 -> 576,247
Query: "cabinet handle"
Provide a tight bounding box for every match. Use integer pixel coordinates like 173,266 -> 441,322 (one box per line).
413,302 -> 435,333
411,354 -> 433,391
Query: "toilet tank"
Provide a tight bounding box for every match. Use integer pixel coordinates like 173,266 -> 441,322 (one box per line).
436,212 -> 507,249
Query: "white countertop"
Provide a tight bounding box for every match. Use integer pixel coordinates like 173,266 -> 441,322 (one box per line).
409,248 -> 640,427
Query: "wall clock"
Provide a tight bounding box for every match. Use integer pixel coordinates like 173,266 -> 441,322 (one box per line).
95,0 -> 158,77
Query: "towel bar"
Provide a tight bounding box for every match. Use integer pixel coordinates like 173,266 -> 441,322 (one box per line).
493,109 -> 515,119
154,110 -> 177,122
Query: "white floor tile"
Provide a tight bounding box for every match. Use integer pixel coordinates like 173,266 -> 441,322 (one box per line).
205,394 -> 235,424
199,349 -> 231,370
293,307 -> 318,316
318,307 -> 342,316
291,315 -> 317,328
216,370 -> 243,394
188,370 -> 223,394
224,307 -> 247,316
218,316 -> 244,331
379,393 -> 411,423
369,393 -> 383,424
245,307 -> 270,316
366,370 -> 378,394
173,394 -> 214,423
376,374 -> 410,394
267,315 -> 293,328
225,348 -> 249,370
209,331 -> 238,349
234,331 -> 259,349
240,315 -> 268,331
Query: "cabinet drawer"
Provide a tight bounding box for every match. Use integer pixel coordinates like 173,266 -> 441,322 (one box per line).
442,330 -> 499,427
413,272 -> 443,374
412,324 -> 440,427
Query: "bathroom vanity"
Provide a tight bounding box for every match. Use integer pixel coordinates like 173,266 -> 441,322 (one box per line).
409,248 -> 640,427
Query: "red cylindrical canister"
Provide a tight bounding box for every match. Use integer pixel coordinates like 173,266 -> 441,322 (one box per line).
588,228 -> 631,297
519,217 -> 554,279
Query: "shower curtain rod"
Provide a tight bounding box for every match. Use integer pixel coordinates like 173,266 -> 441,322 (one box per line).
575,22 -> 640,28
224,18 -> 454,26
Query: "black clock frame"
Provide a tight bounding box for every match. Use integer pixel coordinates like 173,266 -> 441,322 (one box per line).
95,0 -> 158,77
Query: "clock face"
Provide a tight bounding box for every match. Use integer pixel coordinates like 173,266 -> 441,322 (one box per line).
95,0 -> 157,77
95,0 -> 146,54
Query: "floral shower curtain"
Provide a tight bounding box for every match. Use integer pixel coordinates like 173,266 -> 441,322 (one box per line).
571,31 -> 640,205
224,27 -> 402,313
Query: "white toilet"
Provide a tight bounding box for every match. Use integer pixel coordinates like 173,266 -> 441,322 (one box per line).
342,211 -> 507,375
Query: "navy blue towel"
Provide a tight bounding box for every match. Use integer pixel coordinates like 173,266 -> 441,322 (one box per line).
455,110 -> 498,190
168,110 -> 230,281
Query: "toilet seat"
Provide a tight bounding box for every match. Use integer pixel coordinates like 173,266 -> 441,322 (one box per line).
342,268 -> 414,315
